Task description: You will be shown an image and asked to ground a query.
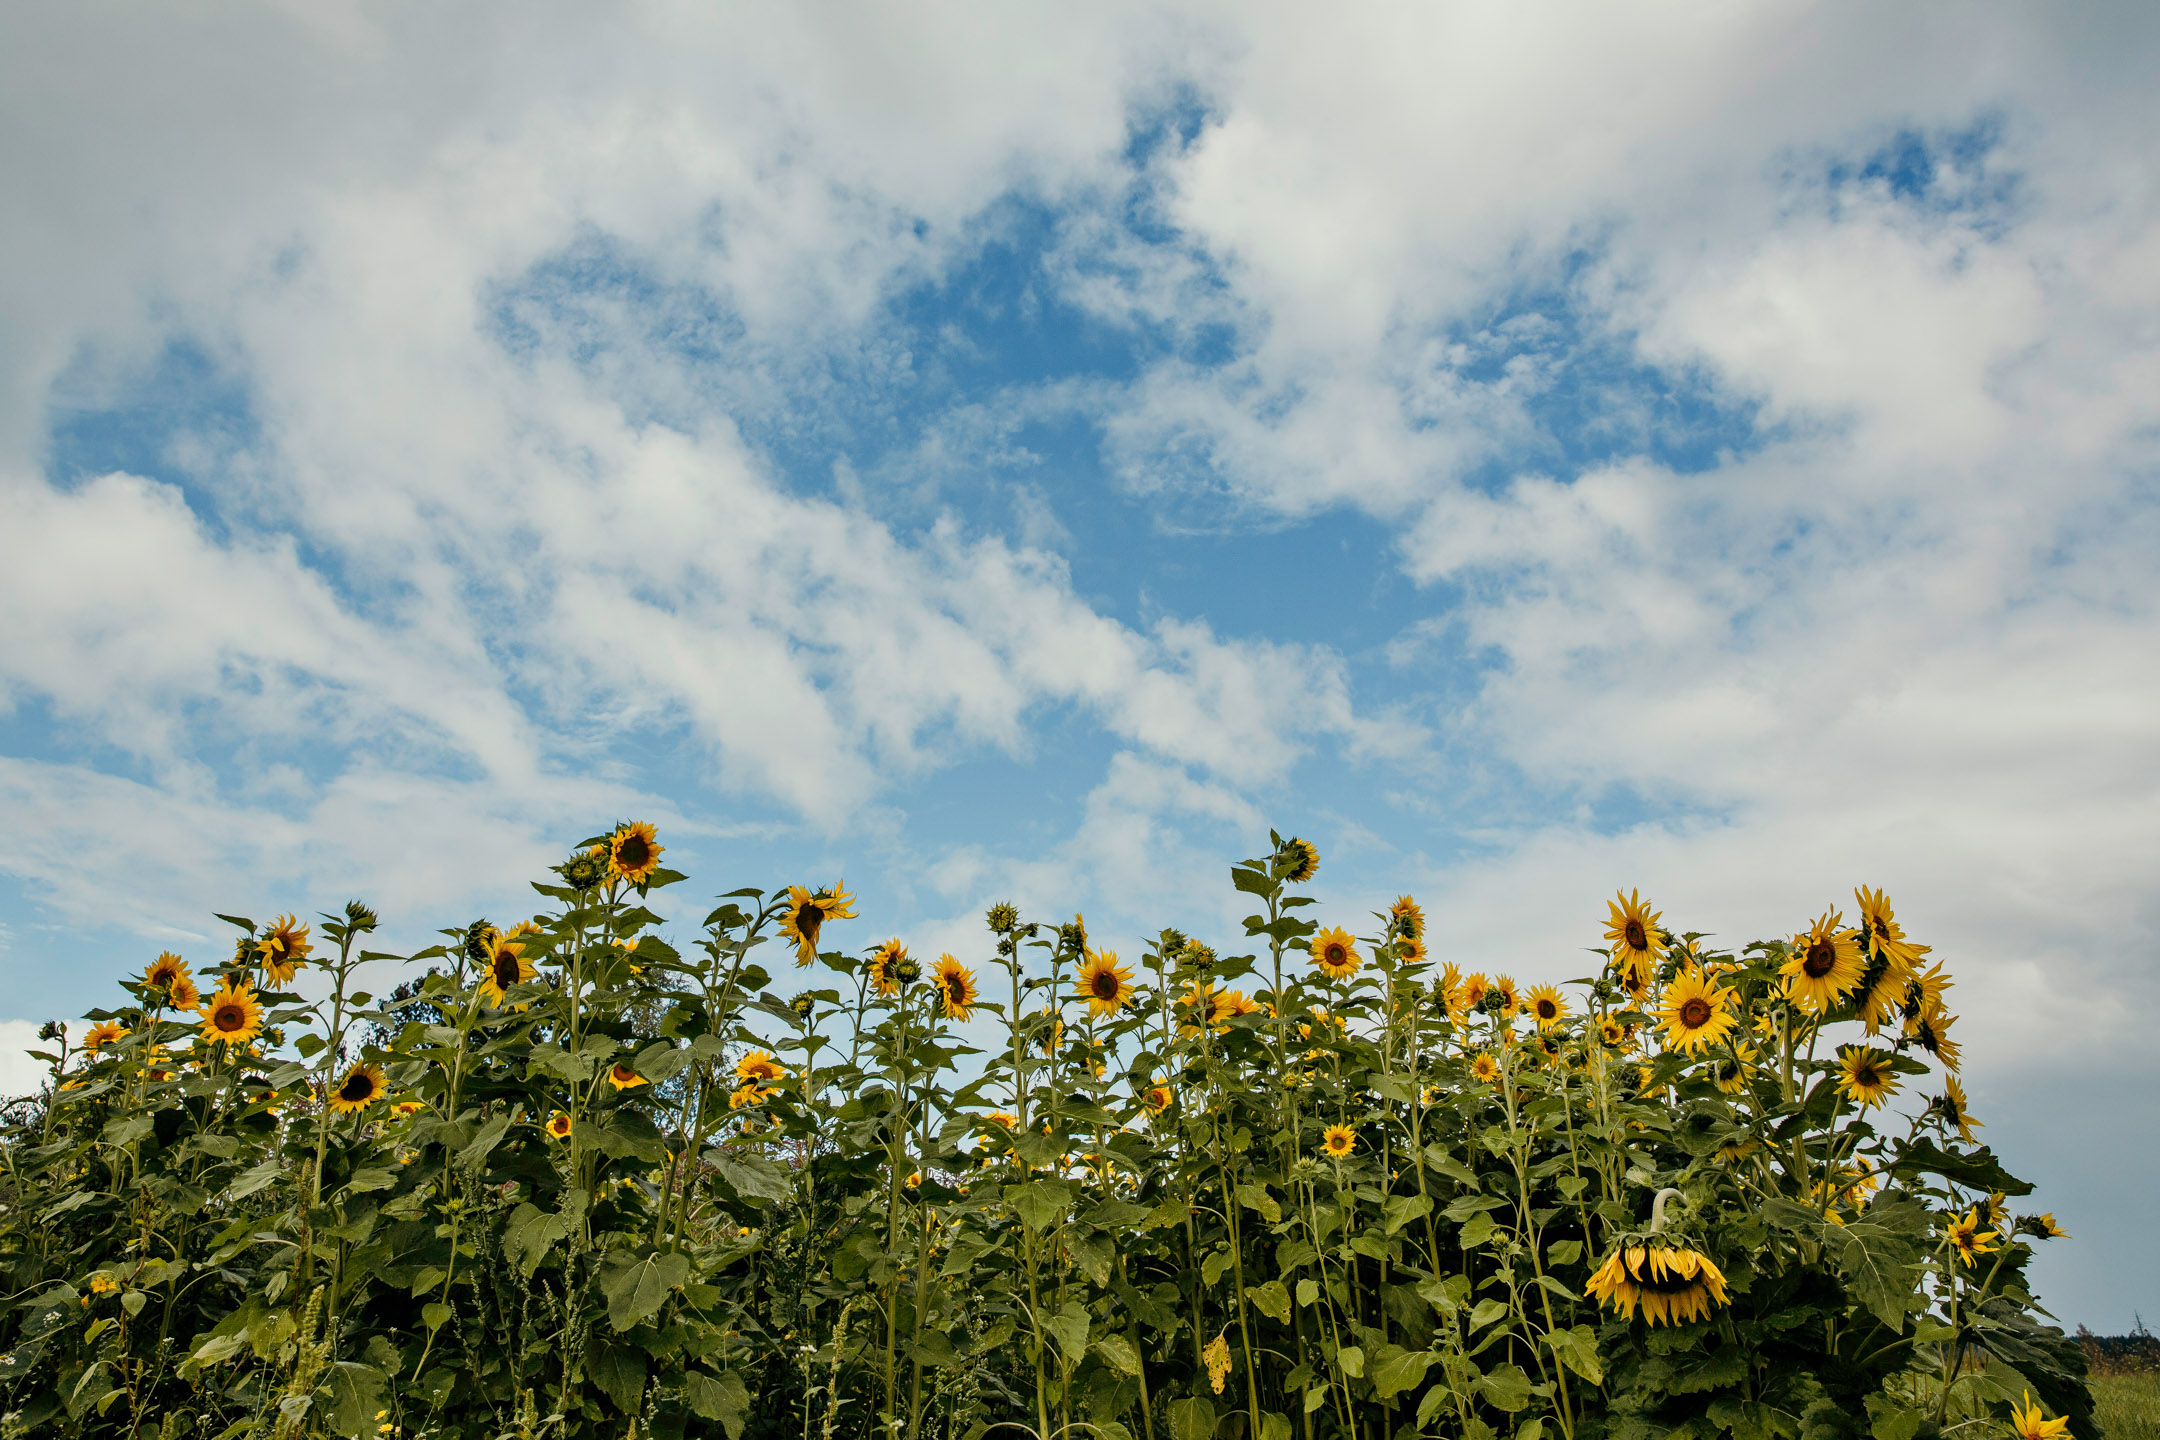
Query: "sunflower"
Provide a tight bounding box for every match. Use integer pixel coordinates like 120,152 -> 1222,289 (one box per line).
1937,1077 -> 1982,1142
1604,890 -> 1664,987
1780,912 -> 1864,1014
1598,1018 -> 1627,1048
1076,949 -> 1136,1017
1397,935 -> 1429,965
1308,927 -> 1360,982
1656,969 -> 1736,1056
728,1083 -> 767,1109
2009,1392 -> 2071,1440
1901,961 -> 1954,1025
1526,984 -> 1568,1030
1853,886 -> 1929,975
1492,974 -> 1521,1017
605,821 -> 664,886
2018,1213 -> 2069,1241
1389,895 -> 1425,942
1321,1124 -> 1356,1158
985,1112 -> 1019,1132
168,973 -> 200,1009
1854,963 -> 1904,1035
782,883 -> 858,966
143,952 -> 192,999
934,954 -> 979,1021
327,1062 -> 387,1114
736,1051 -> 787,1085
1470,1052 -> 1502,1085
546,1112 -> 573,1139
1459,972 -> 1491,1013
1278,837 -> 1319,884
256,915 -> 313,983
866,939 -> 908,997
1946,1208 -> 2000,1267
606,1063 -> 648,1091
1907,1009 -> 1961,1072
1219,990 -> 1261,1022
476,925 -> 539,1007
1143,1084 -> 1174,1115
1586,1244 -> 1730,1326
1529,1032 -> 1565,1066
1434,962 -> 1464,1020
84,1020 -> 127,1054
1836,1047 -> 1900,1109
198,982 -> 265,1047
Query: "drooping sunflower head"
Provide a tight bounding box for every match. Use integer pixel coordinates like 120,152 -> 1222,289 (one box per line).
1836,1046 -> 1900,1110
1143,1084 -> 1174,1115
736,1050 -> 787,1085
1321,1123 -> 1356,1158
84,1020 -> 128,1055
1470,1052 -> 1502,1085
2009,1391 -> 2072,1440
546,1111 -> 573,1140
1586,1244 -> 1730,1327
1389,895 -> 1425,942
1902,961 -> 1954,1025
866,938 -> 909,997
607,1063 -> 648,1091
784,882 -> 857,966
1712,1043 -> 1759,1096
1780,911 -> 1865,1014
1076,948 -> 1136,1017
1308,927 -> 1360,982
256,915 -> 313,983
1655,968 -> 1736,1056
728,1083 -> 768,1110
1908,1008 -> 1961,1072
198,982 -> 265,1047
1604,889 -> 1665,975
935,954 -> 979,1021
1529,1032 -> 1565,1066
327,1062 -> 387,1114
2017,1213 -> 2070,1241
1853,885 -> 1928,976
606,821 -> 664,886
1276,836 -> 1320,884
1937,1077 -> 1983,1142
1526,983 -> 1568,1030
1434,961 -> 1464,1020
476,925 -> 539,1007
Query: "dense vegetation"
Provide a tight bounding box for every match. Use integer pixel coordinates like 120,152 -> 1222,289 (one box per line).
0,828 -> 2092,1440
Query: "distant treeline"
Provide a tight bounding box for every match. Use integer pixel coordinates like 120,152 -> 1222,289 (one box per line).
2078,1322 -> 2160,1374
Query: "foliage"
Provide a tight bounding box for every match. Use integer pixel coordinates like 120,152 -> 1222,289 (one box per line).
0,828 -> 2092,1440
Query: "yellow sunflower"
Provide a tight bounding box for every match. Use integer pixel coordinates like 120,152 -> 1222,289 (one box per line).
1397,935 -> 1429,965
1586,1244 -> 1730,1326
1529,1032 -> 1565,1066
1604,890 -> 1665,987
1076,948 -> 1136,1017
546,1111 -> 573,1139
1656,968 -> 1736,1056
256,915 -> 313,983
1143,1084 -> 1174,1114
327,1062 -> 387,1114
476,924 -> 539,1007
605,821 -> 664,886
142,952 -> 192,1000
1470,1052 -> 1502,1085
736,1050 -> 787,1085
606,1063 -> 648,1091
1853,886 -> 1929,975
781,882 -> 858,966
1389,895 -> 1425,942
1854,966 -> 1905,1036
1459,972 -> 1491,1013
934,954 -> 979,1021
1526,983 -> 1568,1030
1492,974 -> 1521,1017
1901,961 -> 1954,1025
1711,1043 -> 1759,1096
866,939 -> 908,997
84,1020 -> 128,1054
985,1111 -> 1019,1131
168,973 -> 200,1010
1321,1123 -> 1356,1157
1278,836 -> 1319,883
1434,961 -> 1464,1020
1946,1207 -> 2000,1267
2019,1213 -> 2069,1241
1907,1009 -> 1960,1072
1308,927 -> 1360,982
198,982 -> 265,1047
728,1083 -> 767,1109
1937,1076 -> 1983,1142
2009,1392 -> 2070,1440
1598,1018 -> 1627,1048
1780,911 -> 1864,1013
1836,1047 -> 1900,1110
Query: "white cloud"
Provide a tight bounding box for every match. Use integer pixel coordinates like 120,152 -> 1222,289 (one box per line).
0,1020 -> 48,1103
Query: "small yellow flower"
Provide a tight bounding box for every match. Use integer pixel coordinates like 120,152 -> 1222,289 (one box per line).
546,1112 -> 573,1139
84,1020 -> 128,1055
1470,1053 -> 1501,1086
2008,1391 -> 2070,1440
606,1063 -> 648,1091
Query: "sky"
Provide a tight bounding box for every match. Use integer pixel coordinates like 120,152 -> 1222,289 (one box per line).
2,3 -> 2157,1329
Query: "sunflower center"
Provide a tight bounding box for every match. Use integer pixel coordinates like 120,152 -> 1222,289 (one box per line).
339,1073 -> 374,1103
494,954 -> 519,990
1537,1000 -> 1558,1019
1854,1064 -> 1882,1088
617,836 -> 651,869
1803,941 -> 1837,978
800,903 -> 824,934
1092,972 -> 1119,999
214,1004 -> 245,1032
1678,997 -> 1713,1029
1624,920 -> 1647,949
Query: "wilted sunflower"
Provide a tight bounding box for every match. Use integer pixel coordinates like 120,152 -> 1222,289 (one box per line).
476,925 -> 538,1007
1656,969 -> 1736,1055
1389,895 -> 1425,942
736,1050 -> 787,1085
1907,1009 -> 1961,1072
783,883 -> 858,966
1278,836 -> 1319,883
1308,927 -> 1360,982
1780,912 -> 1864,1013
1853,885 -> 1929,975
1143,1084 -> 1174,1114
327,1062 -> 387,1114
866,939 -> 909,997
546,1112 -> 573,1140
198,982 -> 265,1047
2009,1392 -> 2071,1440
1604,890 -> 1665,987
256,915 -> 313,983
1586,1244 -> 1730,1326
2018,1213 -> 2070,1240
1076,948 -> 1136,1017
84,1020 -> 127,1054
1938,1077 -> 1982,1142
1470,1052 -> 1502,1085
1526,983 -> 1568,1030
1321,1123 -> 1356,1157
934,954 -> 978,1021
1946,1207 -> 2000,1267
605,821 -> 664,886
606,1063 -> 648,1091
1837,1047 -> 1900,1109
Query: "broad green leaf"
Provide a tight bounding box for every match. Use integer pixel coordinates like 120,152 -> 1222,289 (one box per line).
1370,1345 -> 1436,1399
1545,1325 -> 1603,1385
321,1362 -> 385,1438
1236,1182 -> 1281,1223
1382,1192 -> 1432,1235
1248,1280 -> 1292,1323
708,1150 -> 792,1203
1008,1180 -> 1069,1231
1478,1363 -> 1534,1411
602,1249 -> 690,1332
1169,1397 -> 1218,1440
1043,1303 -> 1090,1364
1336,1344 -> 1365,1377
1093,1334 -> 1141,1376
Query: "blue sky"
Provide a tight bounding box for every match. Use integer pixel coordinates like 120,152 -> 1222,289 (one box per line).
3,4 -> 2158,1328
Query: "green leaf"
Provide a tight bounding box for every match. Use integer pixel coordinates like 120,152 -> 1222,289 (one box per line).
910,1331 -> 961,1368
684,1370 -> 751,1440
1094,1334 -> 1141,1376
708,1150 -> 792,1203
1231,866 -> 1280,897
1889,1139 -> 2033,1197
503,1203 -> 570,1277
1169,1397 -> 1217,1440
601,1249 -> 690,1332
454,1115 -> 513,1170
1008,1180 -> 1070,1231
1459,1210 -> 1499,1247
1202,1247 -> 1234,1287
1298,1278 -> 1320,1307
1248,1280 -> 1292,1323
1370,1345 -> 1437,1399
588,1339 -> 646,1415
1545,1325 -> 1603,1386
1417,1385 -> 1451,1427
321,1361 -> 385,1438
1236,1182 -> 1281,1223
421,1302 -> 453,1331
1382,1192 -> 1432,1235
1260,1411 -> 1293,1440
1043,1303 -> 1089,1364
1477,1363 -> 1534,1412
1824,1219 -> 1920,1330
1336,1344 -> 1365,1378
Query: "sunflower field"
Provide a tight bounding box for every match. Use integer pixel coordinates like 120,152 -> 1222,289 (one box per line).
0,828 -> 2094,1440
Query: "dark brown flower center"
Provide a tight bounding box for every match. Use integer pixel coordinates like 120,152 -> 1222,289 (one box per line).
338,1072 -> 375,1103
1092,971 -> 1119,999
1803,941 -> 1837,978
616,835 -> 651,870
493,953 -> 519,989
1536,999 -> 1558,1019
214,1004 -> 245,1031
799,902 -> 825,938
1679,997 -> 1713,1029
1853,1063 -> 1882,1088
1624,920 -> 1647,949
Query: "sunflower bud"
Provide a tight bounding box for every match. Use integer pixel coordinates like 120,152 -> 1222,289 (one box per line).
462,921 -> 494,964
892,955 -> 921,986
37,1020 -> 62,1041
984,902 -> 1019,935
790,994 -> 815,1019
344,900 -> 379,933
560,851 -> 606,891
